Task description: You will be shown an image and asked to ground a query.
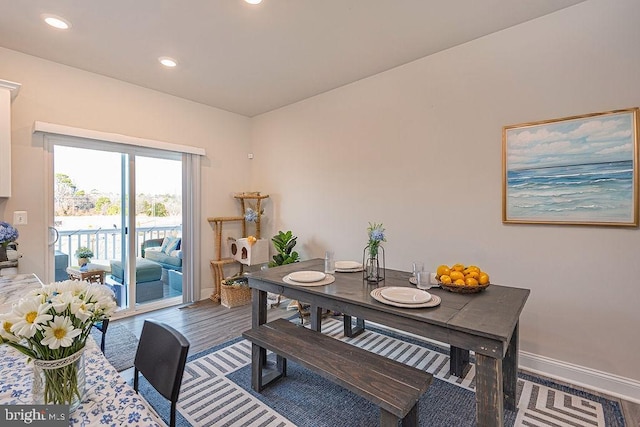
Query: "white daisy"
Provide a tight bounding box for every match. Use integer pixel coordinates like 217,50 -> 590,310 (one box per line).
40,316 -> 82,349
85,285 -> 117,316
0,313 -> 18,342
10,298 -> 53,338
70,299 -> 94,323
50,291 -> 76,314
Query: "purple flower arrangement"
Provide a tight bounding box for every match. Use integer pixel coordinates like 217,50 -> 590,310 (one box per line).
0,221 -> 18,247
366,222 -> 386,258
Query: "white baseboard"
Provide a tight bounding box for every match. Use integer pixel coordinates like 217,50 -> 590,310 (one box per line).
519,350 -> 640,404
200,287 -> 213,301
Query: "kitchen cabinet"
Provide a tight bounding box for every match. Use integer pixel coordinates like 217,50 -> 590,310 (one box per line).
0,80 -> 21,198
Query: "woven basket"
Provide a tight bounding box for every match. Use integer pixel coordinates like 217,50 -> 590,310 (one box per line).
439,281 -> 490,294
220,282 -> 252,308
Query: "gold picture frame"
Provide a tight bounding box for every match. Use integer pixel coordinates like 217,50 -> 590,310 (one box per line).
502,108 -> 639,226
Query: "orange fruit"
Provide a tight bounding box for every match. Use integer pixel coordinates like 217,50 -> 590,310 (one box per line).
439,275 -> 452,284
478,273 -> 490,285
465,277 -> 479,287
449,271 -> 464,281
436,265 -> 451,279
453,278 -> 465,286
464,271 -> 479,280
451,263 -> 465,272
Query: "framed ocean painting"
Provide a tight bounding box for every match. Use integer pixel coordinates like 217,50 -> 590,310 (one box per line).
502,108 -> 639,226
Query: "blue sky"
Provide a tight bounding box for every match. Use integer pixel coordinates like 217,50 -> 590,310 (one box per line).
505,111 -> 635,170
55,146 -> 181,195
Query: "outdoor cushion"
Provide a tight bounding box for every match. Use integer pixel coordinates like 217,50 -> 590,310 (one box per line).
110,258 -> 162,283
145,249 -> 182,268
168,270 -> 182,292
160,237 -> 181,254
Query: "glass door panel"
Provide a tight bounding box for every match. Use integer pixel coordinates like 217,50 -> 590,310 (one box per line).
134,155 -> 183,304
53,145 -> 130,310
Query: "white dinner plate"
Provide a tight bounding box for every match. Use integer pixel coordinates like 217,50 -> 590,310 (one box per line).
335,261 -> 362,270
287,271 -> 326,283
370,288 -> 441,308
336,267 -> 364,273
283,274 -> 336,287
380,287 -> 431,304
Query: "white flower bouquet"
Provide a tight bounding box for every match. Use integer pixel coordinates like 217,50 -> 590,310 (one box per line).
0,280 -> 117,406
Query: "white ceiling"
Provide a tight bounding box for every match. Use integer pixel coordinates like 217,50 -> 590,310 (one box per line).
0,0 -> 584,117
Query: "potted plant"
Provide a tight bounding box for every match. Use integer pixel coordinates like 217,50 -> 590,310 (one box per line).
74,247 -> 94,268
268,230 -> 300,311
268,230 -> 299,267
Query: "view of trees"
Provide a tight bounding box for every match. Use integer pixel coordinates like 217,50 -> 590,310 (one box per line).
54,173 -> 180,217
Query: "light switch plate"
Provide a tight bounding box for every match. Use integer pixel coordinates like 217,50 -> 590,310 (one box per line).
13,211 -> 27,225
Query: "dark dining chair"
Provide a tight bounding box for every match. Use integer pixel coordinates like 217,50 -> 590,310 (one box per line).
92,318 -> 109,353
133,319 -> 190,427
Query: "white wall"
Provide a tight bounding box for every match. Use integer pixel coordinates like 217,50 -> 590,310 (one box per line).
250,0 -> 640,394
0,47 -> 251,295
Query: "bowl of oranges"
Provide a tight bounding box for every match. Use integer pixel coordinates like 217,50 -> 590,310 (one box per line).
436,264 -> 490,294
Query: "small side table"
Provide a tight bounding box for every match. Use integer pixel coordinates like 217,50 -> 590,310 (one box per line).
66,266 -> 106,284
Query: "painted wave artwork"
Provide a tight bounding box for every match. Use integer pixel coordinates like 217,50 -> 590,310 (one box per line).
507,160 -> 633,222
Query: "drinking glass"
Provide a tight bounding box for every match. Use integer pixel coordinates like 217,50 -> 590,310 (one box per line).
416,270 -> 432,290
411,262 -> 424,278
324,251 -> 335,274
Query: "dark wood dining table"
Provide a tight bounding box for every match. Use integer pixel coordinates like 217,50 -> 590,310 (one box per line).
248,258 -> 530,427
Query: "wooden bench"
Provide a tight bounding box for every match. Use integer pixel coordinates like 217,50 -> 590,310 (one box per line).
242,318 -> 432,426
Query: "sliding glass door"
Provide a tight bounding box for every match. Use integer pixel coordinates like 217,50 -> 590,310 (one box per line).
133,154 -> 183,302
49,140 -> 184,314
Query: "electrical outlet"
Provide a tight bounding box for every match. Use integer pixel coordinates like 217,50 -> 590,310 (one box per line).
13,211 -> 27,225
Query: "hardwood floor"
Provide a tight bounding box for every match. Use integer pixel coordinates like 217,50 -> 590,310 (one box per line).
113,299 -> 640,426
113,298 -> 294,355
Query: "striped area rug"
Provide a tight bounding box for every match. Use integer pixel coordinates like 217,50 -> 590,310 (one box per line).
139,317 -> 624,426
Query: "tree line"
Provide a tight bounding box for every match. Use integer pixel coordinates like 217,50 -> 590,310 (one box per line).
55,173 -> 179,217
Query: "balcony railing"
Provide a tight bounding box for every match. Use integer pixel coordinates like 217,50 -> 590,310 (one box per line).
55,225 -> 181,265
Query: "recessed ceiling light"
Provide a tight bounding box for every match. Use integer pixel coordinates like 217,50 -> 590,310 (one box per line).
245,0 -> 262,4
42,14 -> 71,30
159,57 -> 178,68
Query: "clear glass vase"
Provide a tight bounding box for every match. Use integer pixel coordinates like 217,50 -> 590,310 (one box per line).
33,349 -> 86,412
364,256 -> 379,282
362,245 -> 385,283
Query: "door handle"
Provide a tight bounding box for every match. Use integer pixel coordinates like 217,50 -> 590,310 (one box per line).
48,226 -> 59,246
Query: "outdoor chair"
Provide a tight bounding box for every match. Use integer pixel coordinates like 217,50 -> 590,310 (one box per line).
133,319 -> 190,427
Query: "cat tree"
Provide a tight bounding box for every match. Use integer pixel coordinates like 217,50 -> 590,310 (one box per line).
207,192 -> 269,303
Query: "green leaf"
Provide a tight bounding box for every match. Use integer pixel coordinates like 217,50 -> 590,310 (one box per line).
283,237 -> 297,255
268,230 -> 299,266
